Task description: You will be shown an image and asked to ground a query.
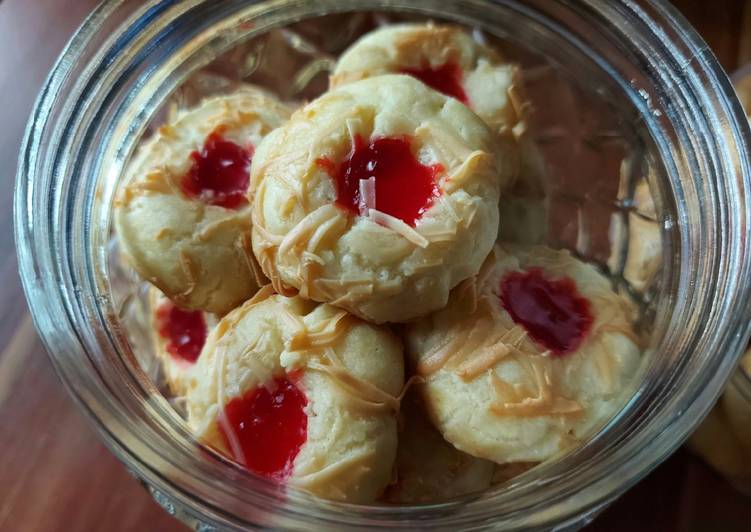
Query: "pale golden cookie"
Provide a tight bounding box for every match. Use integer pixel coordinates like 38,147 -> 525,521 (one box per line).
734,70 -> 751,113
250,75 -> 504,323
742,347 -> 751,376
688,400 -> 751,493
148,288 -> 217,397
608,179 -> 662,292
115,89 -> 291,313
689,347 -> 751,495
406,245 -> 641,463
722,348 -> 751,460
383,392 -> 494,503
185,287 -> 404,503
332,23 -> 525,139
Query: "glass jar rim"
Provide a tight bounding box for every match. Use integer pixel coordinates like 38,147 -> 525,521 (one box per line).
14,0 -> 751,529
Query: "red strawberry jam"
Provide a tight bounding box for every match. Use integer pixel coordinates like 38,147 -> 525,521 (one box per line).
316,134 -> 442,226
155,301 -> 207,364
220,376 -> 308,480
500,268 -> 593,355
181,131 -> 253,209
401,62 -> 469,104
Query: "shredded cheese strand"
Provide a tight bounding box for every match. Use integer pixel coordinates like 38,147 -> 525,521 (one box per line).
358,176 -> 376,215
414,121 -> 473,165
443,150 -> 490,193
367,209 -> 429,248
292,450 -> 377,494
489,357 -> 583,418
456,342 -> 511,381
289,311 -> 353,351
417,328 -> 471,376
214,343 -> 247,465
279,204 -> 342,257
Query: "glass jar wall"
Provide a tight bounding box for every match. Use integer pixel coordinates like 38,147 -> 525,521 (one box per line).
15,1 -> 751,529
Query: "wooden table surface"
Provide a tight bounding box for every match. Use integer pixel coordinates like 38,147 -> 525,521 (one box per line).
1,1 -> 750,530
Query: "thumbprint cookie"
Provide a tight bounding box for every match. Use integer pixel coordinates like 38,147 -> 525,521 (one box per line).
383,391 -> 495,503
148,288 -> 217,397
185,287 -> 405,502
407,245 -> 641,463
115,88 -> 291,313
331,23 -> 525,141
250,75 -> 507,323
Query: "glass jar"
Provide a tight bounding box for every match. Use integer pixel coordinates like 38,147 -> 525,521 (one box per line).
722,362 -> 751,494
688,65 -> 751,498
689,350 -> 751,497
14,0 -> 751,530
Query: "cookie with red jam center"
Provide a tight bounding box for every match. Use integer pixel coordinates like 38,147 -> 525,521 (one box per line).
149,288 -> 217,397
331,23 -> 525,142
406,244 -> 641,463
115,88 -> 291,313
185,287 -> 404,502
250,75 -> 506,323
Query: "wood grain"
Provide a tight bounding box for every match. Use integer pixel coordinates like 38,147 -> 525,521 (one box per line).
0,1 -> 185,530
0,1 -> 749,531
